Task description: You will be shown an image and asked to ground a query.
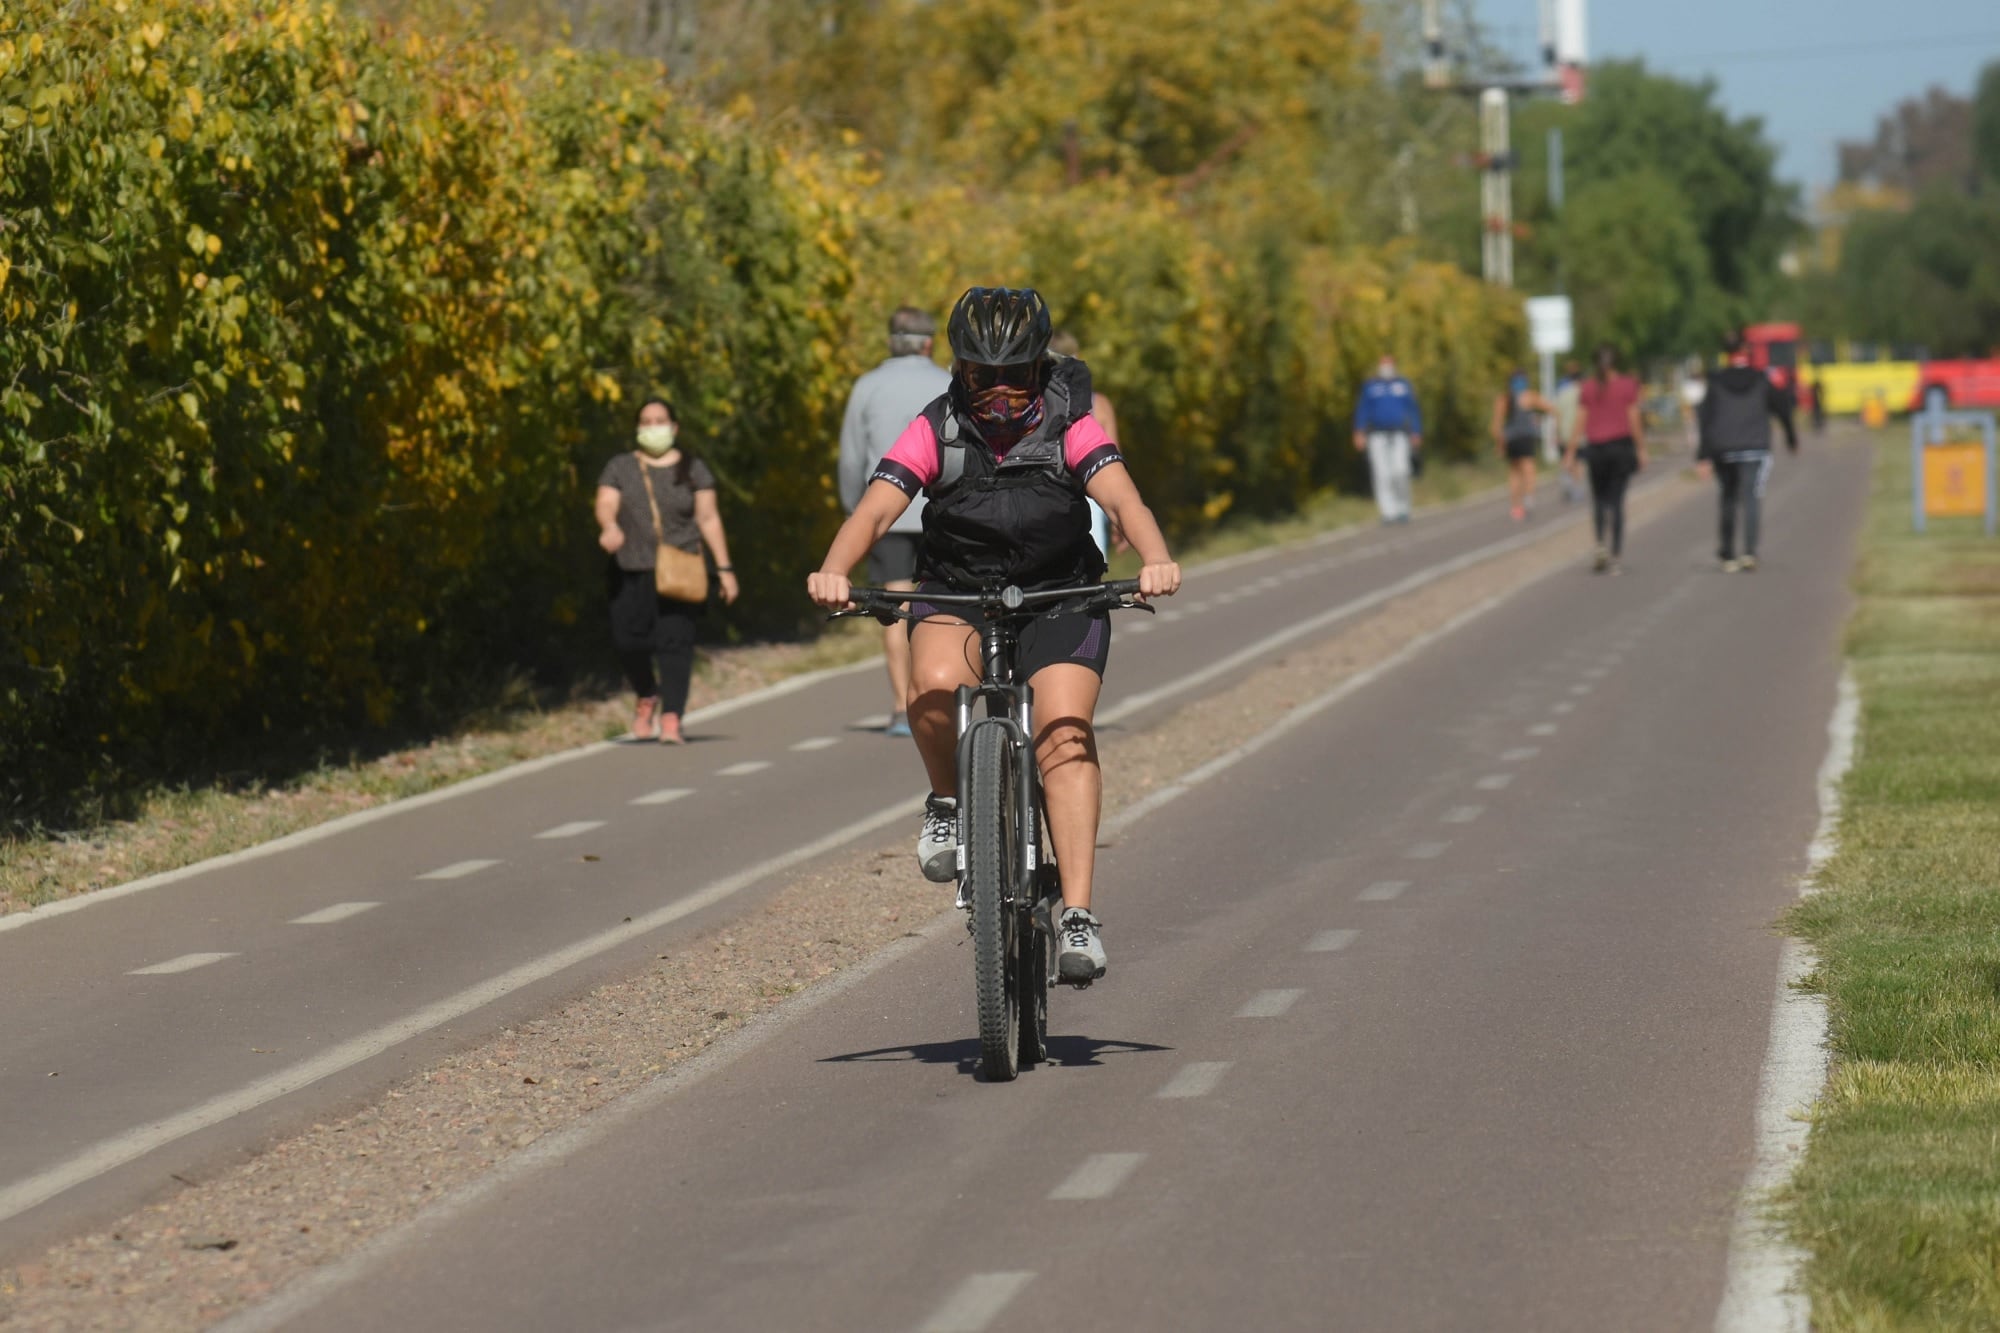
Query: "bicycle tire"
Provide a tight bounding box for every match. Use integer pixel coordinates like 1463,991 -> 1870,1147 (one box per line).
964,721 -> 1019,1082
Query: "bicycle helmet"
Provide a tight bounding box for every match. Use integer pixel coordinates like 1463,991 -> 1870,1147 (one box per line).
946,287 -> 1052,370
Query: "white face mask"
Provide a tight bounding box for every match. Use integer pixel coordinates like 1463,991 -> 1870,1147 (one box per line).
635,423 -> 677,456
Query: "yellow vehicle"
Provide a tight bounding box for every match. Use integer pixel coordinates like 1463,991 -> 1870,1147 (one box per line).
1807,360 -> 1921,417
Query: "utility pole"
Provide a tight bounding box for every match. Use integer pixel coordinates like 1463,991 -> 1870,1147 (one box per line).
1419,0 -> 1588,288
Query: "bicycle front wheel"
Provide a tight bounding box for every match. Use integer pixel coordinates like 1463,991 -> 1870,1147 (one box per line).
964,720 -> 1020,1083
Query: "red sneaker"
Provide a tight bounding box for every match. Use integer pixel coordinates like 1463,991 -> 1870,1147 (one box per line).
632,696 -> 661,741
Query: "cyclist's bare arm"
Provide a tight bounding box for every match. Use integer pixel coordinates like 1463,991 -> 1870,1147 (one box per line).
1085,461 -> 1181,599
808,479 -> 910,608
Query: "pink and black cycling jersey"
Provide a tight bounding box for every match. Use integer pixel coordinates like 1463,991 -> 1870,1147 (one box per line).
869,411 -> 1124,499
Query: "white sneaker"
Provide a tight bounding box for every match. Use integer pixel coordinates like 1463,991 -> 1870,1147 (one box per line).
1057,907 -> 1107,983
918,795 -> 957,884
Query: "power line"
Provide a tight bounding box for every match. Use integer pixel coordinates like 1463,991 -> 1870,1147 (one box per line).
1645,31 -> 2000,68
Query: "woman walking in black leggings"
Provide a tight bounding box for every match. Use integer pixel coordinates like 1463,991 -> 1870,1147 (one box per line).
593,398 -> 740,743
1565,343 -> 1648,573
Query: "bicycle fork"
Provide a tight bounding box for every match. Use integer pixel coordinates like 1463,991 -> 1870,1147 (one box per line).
951,682 -> 1041,906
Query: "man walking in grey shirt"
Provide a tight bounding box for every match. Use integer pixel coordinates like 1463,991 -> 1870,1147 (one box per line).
838,306 -> 951,736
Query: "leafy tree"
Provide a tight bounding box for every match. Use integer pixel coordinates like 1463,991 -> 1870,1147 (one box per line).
1976,61 -> 2000,188
1555,172 -> 1716,360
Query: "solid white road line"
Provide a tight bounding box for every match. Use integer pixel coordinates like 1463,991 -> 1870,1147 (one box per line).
1476,773 -> 1515,790
1501,746 -> 1541,761
1156,1062 -> 1233,1099
716,761 -> 771,777
1237,989 -> 1303,1018
289,903 -> 380,926
417,859 -> 500,881
630,787 -> 693,807
0,798 -> 924,1231
790,737 -> 840,752
1048,1152 -> 1147,1201
128,953 -> 237,976
534,821 -> 606,840
1441,805 -> 1484,824
0,657 -> 890,939
1713,669 -> 1854,1333
919,1272 -> 1038,1333
1306,929 -> 1359,953
1358,880 -> 1409,902
1529,723 -> 1559,736
1406,841 -> 1448,859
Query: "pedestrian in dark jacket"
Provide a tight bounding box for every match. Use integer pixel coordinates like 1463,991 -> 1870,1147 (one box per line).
1697,332 -> 1799,572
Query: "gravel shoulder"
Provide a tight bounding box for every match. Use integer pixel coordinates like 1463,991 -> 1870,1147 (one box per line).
0,475 -> 1697,1331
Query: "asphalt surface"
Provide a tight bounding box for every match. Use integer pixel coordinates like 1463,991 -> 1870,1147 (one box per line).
221,436 -> 1871,1332
0,468 -> 1649,1262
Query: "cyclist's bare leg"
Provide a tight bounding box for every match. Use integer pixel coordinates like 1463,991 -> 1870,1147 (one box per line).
908,618 -> 979,795
883,579 -> 917,713
1028,663 -> 1104,912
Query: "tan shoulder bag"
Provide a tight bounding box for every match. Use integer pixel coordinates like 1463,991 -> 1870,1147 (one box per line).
638,458 -> 710,604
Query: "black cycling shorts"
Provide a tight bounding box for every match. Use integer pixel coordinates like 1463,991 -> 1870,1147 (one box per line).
1504,438 -> 1540,461
907,584 -> 1113,680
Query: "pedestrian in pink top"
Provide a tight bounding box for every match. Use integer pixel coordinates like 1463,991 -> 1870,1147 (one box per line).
1564,343 -> 1649,573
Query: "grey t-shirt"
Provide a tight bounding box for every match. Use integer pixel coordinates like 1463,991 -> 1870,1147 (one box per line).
598,452 -> 716,572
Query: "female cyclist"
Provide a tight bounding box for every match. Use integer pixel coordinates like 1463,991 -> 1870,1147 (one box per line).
806,287 -> 1181,983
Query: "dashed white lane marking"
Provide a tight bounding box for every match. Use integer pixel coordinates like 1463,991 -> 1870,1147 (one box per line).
1048,1152 -> 1147,1200
1237,989 -> 1304,1018
1156,1062 -> 1233,1099
1441,804 -> 1484,824
630,787 -> 693,807
1406,840 -> 1449,859
1570,683 -> 1593,695
1584,667 -> 1610,679
715,761 -> 771,777
418,859 -> 500,881
1476,773 -> 1515,790
920,1272 -> 1037,1333
1358,879 -> 1409,902
790,737 -> 839,752
1306,929 -> 1358,953
289,902 -> 380,926
1184,599 -> 1213,613
129,952 -> 237,976
1501,746 -> 1540,761
1529,723 -> 1559,736
850,714 -> 892,730
1550,701 -> 1576,715
1122,620 -> 1155,635
534,820 -> 606,840
1153,609 -> 1185,623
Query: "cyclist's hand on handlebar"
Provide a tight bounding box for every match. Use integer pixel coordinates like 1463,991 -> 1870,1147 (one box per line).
806,570 -> 853,611
1137,562 -> 1181,601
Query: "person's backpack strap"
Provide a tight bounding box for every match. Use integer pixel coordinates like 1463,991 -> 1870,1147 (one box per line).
936,411 -> 967,490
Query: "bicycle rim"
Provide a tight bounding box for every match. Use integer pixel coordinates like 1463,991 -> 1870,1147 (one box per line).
965,722 -> 1019,1082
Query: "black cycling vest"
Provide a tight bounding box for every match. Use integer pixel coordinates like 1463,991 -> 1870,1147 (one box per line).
915,356 -> 1107,591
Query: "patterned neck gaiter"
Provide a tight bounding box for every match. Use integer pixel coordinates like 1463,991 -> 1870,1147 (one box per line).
968,383 -> 1044,454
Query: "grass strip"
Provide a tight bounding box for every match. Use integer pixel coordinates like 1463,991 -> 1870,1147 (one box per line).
1788,439 -> 2000,1329
0,456 -> 1507,915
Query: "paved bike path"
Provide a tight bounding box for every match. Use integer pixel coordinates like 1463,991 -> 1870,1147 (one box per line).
249,439 -> 1869,1332
0,479 -> 1607,1258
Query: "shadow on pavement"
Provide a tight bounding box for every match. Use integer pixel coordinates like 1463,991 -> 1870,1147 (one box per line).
820,1034 -> 1173,1075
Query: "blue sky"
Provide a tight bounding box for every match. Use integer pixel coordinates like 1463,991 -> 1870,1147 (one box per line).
1483,0 -> 2000,198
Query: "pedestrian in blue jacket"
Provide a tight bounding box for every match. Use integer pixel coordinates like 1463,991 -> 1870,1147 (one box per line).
1352,354 -> 1423,522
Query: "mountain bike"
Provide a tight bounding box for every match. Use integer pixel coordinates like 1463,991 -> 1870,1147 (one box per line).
834,579 -> 1152,1082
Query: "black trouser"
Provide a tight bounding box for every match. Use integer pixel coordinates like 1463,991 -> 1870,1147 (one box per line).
1582,438 -> 1637,556
1716,455 -> 1770,560
607,564 -> 700,713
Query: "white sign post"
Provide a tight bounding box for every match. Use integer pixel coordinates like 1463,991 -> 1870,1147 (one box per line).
1525,296 -> 1574,462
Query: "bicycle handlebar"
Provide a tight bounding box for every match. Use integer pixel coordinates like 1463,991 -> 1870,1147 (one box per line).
827,579 -> 1152,625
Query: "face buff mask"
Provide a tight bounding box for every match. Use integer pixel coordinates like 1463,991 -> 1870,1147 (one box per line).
968,383 -> 1044,452
635,423 -> 677,456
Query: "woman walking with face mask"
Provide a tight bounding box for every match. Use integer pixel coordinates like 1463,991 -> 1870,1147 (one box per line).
594,398 -> 740,743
